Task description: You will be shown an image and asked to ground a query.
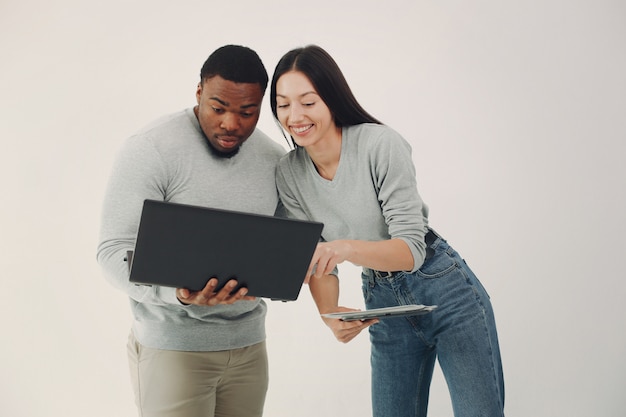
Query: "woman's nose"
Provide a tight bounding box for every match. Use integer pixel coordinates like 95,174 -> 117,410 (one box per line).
289,104 -> 303,122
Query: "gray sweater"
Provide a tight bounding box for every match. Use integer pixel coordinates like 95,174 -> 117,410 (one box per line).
276,123 -> 430,273
97,108 -> 286,351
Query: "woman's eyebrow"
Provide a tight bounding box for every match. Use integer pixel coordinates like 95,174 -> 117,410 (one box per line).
276,91 -> 318,99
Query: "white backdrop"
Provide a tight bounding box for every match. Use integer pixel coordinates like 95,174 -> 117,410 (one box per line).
1,1 -> 624,416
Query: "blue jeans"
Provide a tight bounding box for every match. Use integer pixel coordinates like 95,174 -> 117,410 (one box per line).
362,231 -> 505,417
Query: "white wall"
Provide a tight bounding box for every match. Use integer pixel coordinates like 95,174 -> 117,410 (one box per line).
1,1 -> 624,416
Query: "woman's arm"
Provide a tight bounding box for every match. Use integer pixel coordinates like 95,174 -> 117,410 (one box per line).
308,273 -> 377,343
308,238 -> 414,279
308,272 -> 340,314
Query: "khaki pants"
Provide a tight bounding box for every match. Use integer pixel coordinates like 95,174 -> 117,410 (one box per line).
127,331 -> 268,417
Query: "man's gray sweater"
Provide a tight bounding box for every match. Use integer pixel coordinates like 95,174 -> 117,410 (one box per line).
97,108 -> 285,351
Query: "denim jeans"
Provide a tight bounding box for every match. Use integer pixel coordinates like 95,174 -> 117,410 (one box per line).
362,232 -> 505,417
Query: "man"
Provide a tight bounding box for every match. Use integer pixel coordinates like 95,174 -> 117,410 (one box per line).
97,45 -> 286,417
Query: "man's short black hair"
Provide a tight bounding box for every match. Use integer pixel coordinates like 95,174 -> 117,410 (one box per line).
200,45 -> 268,92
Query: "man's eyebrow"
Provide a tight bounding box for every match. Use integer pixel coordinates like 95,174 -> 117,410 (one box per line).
209,96 -> 259,109
210,96 -> 228,106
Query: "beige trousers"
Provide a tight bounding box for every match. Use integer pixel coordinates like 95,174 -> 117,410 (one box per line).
127,331 -> 269,417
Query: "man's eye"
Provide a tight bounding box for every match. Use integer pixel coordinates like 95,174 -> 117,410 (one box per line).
212,107 -> 224,113
241,112 -> 254,118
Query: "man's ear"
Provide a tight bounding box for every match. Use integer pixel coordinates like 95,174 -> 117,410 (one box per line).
195,82 -> 203,104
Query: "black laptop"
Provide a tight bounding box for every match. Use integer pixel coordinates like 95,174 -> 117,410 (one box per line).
128,199 -> 324,301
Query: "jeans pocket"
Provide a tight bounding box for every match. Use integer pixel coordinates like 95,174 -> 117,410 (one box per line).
416,249 -> 457,279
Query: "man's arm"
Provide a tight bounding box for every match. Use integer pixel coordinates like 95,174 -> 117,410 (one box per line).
96,135 -> 181,305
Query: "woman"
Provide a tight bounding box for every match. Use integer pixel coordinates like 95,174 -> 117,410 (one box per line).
270,45 -> 505,417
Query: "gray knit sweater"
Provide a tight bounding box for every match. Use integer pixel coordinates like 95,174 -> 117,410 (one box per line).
275,123 -> 430,273
97,108 -> 286,351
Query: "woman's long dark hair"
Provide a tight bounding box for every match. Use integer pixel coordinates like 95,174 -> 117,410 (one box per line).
270,45 -> 381,147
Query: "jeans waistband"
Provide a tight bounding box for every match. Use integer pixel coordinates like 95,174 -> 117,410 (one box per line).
363,228 -> 440,279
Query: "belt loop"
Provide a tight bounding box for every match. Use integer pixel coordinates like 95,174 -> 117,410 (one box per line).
363,268 -> 375,285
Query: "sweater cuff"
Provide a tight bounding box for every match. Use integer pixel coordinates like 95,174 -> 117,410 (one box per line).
399,237 -> 426,273
158,286 -> 186,306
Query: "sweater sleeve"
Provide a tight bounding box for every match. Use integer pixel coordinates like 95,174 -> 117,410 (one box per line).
275,161 -> 306,221
369,128 -> 429,272
275,160 -> 337,277
96,135 -> 180,306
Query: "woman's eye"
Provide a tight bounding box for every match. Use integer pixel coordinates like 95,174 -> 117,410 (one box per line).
303,102 -> 315,107
277,103 -> 289,109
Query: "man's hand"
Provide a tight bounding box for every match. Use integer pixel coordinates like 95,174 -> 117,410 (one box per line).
176,278 -> 255,306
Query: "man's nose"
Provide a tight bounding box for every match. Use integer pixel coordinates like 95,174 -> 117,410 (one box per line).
220,112 -> 239,131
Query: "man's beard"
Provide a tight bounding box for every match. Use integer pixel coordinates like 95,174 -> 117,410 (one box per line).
206,139 -> 241,159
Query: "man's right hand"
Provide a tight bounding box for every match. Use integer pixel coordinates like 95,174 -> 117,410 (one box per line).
176,278 -> 255,306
